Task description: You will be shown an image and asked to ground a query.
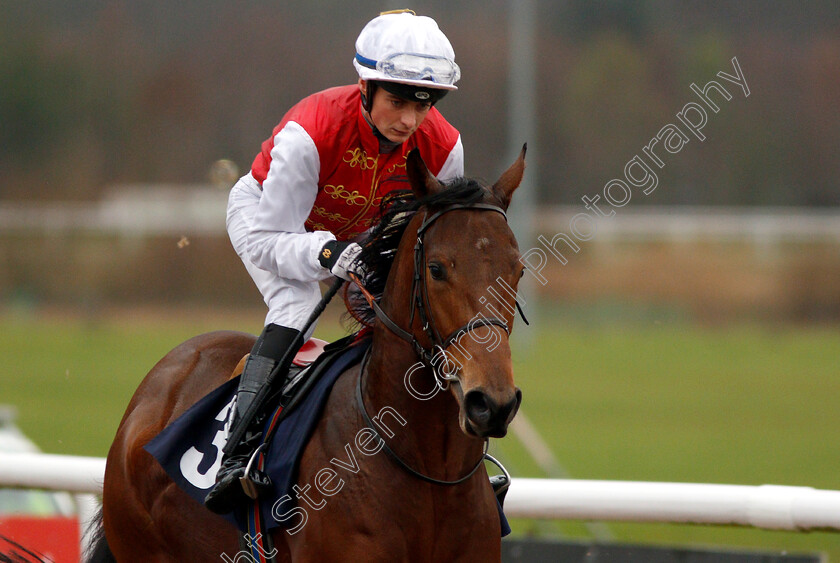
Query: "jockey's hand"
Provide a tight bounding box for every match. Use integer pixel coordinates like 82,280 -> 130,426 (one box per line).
318,240 -> 363,281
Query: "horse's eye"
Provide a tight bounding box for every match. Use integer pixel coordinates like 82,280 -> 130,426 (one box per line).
519,268 -> 526,279
428,262 -> 446,280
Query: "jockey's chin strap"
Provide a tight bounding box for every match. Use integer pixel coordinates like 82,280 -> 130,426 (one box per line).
349,202 -> 528,386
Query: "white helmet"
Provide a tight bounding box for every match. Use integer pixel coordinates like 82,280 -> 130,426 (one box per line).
353,11 -> 460,91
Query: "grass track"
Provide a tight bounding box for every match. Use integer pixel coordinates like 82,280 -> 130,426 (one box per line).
497,318 -> 840,558
1,308 -> 838,559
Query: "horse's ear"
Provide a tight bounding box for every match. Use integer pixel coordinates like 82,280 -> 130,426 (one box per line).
492,143 -> 527,210
406,148 -> 445,200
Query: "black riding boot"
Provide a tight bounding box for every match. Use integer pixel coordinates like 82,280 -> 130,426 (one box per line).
204,324 -> 301,514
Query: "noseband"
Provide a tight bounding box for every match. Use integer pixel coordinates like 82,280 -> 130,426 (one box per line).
352,202 -> 527,386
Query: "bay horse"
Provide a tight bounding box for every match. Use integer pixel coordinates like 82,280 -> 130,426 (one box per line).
90,147 -> 527,562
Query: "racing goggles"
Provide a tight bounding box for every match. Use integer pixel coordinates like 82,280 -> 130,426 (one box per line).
356,52 -> 461,86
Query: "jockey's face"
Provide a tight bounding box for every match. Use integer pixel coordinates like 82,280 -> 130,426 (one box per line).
360,79 -> 432,144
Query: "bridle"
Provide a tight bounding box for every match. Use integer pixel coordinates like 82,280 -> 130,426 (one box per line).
350,201 -> 525,486
350,202 -> 527,387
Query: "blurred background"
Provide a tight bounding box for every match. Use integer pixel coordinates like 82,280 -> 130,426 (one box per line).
1,0 -> 839,559
1,0 -> 838,320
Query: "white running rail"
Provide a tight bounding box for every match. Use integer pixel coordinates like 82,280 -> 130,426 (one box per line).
505,478 -> 840,531
1,453 -> 839,532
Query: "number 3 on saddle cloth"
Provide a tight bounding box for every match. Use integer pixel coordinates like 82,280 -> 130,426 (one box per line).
144,334 -> 367,532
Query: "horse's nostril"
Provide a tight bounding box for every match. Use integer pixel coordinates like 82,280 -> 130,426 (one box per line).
465,391 -> 492,425
504,388 -> 523,424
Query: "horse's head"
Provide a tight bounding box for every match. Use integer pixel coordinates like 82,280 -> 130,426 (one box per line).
384,147 -> 527,439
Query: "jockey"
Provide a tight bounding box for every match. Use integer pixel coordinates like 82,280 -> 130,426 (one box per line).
205,10 -> 464,514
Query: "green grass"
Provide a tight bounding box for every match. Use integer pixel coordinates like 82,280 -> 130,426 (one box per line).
498,317 -> 840,559
1,308 -> 839,559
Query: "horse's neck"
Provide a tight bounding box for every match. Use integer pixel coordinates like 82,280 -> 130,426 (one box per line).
362,334 -> 484,479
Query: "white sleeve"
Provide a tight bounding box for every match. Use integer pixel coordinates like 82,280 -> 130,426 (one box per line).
246,121 -> 336,282
435,134 -> 464,183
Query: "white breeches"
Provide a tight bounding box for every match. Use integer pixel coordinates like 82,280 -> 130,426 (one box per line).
226,177 -> 321,337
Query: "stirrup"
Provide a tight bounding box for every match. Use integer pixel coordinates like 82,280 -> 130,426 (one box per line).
484,453 -> 511,506
240,443 -> 272,500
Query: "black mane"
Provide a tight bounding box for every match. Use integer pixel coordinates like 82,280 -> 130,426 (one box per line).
344,177 -> 496,328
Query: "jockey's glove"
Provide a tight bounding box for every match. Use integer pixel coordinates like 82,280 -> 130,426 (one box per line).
318,240 -> 363,281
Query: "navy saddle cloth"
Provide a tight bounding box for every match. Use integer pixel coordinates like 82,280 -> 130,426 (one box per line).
145,337 -> 510,536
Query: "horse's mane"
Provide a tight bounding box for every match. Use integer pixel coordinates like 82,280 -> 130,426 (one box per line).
343,176 -> 495,328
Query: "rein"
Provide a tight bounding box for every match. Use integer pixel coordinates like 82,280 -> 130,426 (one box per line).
354,347 -> 488,486
348,201 -> 523,486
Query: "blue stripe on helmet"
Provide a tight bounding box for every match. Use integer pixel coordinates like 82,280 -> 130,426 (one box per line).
355,53 -> 379,69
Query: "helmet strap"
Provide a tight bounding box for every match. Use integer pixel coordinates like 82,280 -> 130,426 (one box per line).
361,81 -> 378,113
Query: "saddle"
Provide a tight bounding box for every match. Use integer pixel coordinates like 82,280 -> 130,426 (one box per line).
229,337 -> 328,382
229,336 -> 344,417
235,334 -> 360,483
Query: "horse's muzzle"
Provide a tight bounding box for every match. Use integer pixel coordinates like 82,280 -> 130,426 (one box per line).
464,387 -> 522,438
